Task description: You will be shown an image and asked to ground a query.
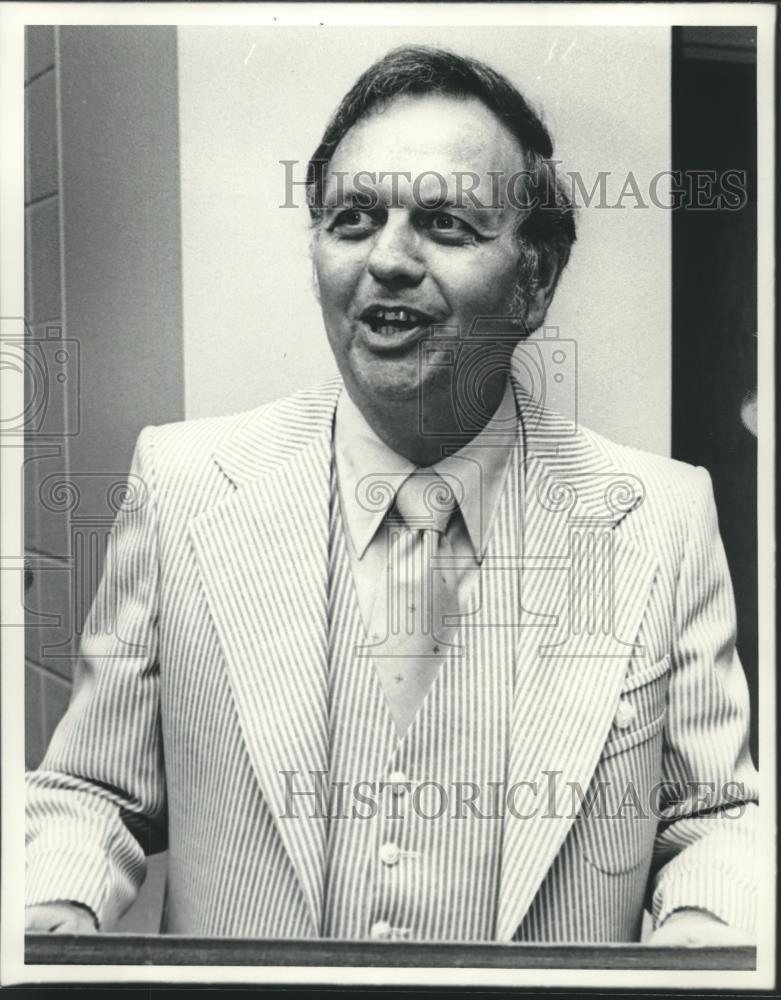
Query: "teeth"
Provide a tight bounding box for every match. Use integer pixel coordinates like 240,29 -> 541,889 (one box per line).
371,308 -> 422,323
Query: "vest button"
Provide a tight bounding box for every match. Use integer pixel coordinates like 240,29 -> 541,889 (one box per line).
370,920 -> 392,940
388,770 -> 407,793
614,699 -> 636,729
379,842 -> 401,866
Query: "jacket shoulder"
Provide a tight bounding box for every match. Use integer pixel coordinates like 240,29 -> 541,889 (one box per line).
585,425 -> 707,484
580,424 -> 714,526
137,377 -> 342,482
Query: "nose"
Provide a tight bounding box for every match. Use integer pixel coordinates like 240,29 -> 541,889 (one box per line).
367,213 -> 425,288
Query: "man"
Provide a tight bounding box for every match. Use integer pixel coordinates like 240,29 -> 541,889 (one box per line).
26,46 -> 757,944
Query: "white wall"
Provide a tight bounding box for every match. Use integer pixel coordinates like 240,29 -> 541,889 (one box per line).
178,25 -> 670,455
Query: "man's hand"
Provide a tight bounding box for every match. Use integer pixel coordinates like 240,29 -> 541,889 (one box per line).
25,901 -> 98,934
647,908 -> 755,947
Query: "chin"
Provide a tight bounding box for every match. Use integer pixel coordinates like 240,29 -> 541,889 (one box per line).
356,365 -> 422,403
347,345 -> 441,404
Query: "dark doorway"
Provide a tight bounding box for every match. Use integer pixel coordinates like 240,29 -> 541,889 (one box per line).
671,26 -> 758,762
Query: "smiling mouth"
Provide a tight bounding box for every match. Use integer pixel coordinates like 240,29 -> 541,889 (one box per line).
360,306 -> 435,336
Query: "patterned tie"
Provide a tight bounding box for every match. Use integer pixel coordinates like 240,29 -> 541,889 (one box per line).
366,470 -> 462,737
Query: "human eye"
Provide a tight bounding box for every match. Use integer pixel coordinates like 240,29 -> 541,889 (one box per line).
328,207 -> 380,238
421,211 -> 479,244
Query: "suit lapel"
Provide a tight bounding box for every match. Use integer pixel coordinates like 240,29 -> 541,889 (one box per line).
189,380 -> 341,935
496,383 -> 659,940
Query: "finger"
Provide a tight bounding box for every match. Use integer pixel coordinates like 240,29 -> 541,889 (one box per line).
25,906 -> 97,933
25,908 -> 65,932
51,913 -> 98,934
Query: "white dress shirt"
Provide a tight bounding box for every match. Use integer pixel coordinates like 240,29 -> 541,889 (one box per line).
333,380 -> 519,631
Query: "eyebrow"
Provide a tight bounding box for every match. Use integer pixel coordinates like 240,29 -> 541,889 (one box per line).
321,190 -> 383,212
415,194 -> 495,213
323,189 -> 503,219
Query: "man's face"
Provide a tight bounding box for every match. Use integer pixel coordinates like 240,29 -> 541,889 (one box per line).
312,93 -> 528,407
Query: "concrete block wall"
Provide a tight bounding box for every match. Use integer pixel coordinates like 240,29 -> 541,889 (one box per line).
24,25 -> 184,931
24,26 -> 72,773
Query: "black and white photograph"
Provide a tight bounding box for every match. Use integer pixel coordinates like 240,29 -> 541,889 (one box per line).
0,1 -> 774,990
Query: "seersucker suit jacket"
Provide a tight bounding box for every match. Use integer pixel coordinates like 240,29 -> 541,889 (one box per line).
26,376 -> 759,940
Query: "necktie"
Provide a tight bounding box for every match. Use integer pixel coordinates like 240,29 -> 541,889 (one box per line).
366,470 -> 462,737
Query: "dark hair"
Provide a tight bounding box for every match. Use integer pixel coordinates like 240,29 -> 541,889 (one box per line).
306,45 -> 577,289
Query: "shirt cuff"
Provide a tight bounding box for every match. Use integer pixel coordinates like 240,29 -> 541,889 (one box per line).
26,845 -> 140,931
653,861 -> 757,936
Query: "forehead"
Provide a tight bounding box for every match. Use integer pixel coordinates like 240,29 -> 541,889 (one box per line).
326,92 -> 526,185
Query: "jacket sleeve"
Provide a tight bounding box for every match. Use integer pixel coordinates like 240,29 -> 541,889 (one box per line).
650,466 -> 759,934
26,426 -> 166,930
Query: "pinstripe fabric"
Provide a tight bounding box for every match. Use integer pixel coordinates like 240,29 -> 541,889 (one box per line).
26,376 -> 759,939
323,446 -> 518,940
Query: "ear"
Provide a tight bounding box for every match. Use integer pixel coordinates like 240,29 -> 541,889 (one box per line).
524,252 -> 563,332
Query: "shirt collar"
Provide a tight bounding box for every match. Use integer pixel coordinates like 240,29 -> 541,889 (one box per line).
334,380 -> 518,563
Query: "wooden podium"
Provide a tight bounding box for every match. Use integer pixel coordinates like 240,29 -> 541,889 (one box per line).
26,934 -> 756,970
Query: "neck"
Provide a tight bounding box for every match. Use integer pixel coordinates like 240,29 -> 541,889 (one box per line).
348,372 -> 510,467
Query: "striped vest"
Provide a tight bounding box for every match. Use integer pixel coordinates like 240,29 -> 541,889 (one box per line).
322,445 -> 522,941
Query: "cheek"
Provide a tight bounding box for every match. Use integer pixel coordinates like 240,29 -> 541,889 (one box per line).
432,245 -> 520,316
313,237 -> 365,310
